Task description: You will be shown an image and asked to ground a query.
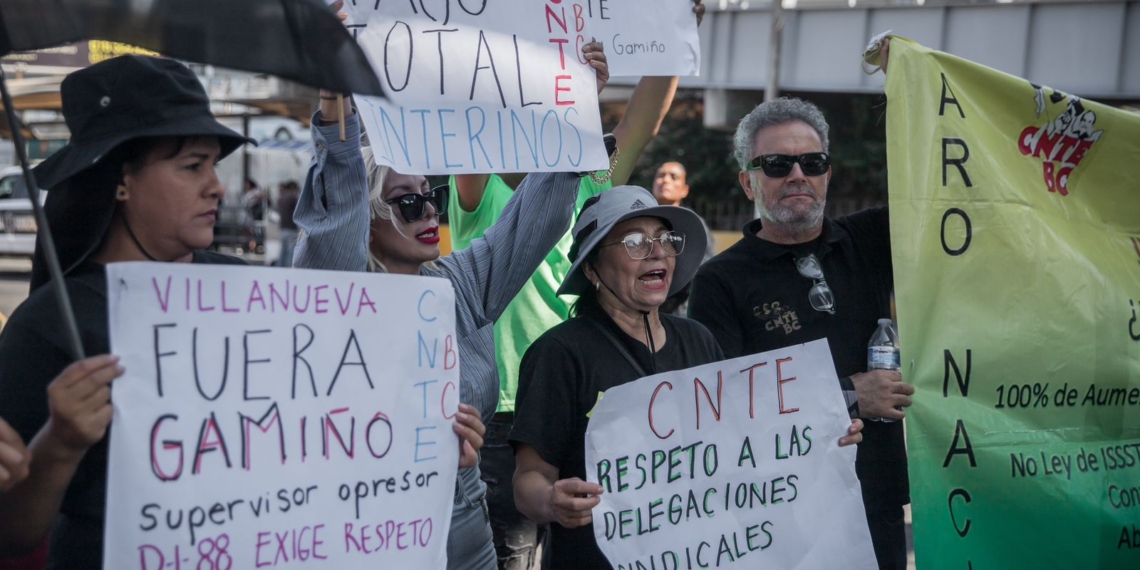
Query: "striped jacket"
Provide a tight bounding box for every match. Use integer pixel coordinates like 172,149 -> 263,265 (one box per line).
293,112 -> 580,561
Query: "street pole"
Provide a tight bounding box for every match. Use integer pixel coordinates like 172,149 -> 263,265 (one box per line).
766,0 -> 785,102
0,71 -> 85,361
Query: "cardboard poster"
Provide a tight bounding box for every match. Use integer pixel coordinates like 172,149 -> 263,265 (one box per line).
585,340 -> 875,569
104,263 -> 461,569
346,0 -> 609,175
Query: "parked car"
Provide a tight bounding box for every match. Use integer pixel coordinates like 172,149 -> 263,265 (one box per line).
0,166 -> 37,259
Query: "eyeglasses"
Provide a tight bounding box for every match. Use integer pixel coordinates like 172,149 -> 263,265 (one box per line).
746,153 -> 830,178
794,254 -> 835,314
386,185 -> 449,223
602,231 -> 686,260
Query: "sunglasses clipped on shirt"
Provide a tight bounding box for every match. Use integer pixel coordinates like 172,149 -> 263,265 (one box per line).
746,152 -> 830,178
387,185 -> 449,223
794,253 -> 836,314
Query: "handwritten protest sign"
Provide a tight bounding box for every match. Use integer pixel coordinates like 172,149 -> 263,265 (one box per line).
345,0 -> 609,175
585,339 -> 875,569
579,0 -> 700,77
104,263 -> 460,569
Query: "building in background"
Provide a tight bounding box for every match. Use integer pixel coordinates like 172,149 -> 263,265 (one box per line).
3,4 -> 1138,248
0,43 -> 319,264
603,0 -> 1140,242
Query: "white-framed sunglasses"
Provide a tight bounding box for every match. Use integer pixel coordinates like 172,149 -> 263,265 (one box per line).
794,254 -> 835,314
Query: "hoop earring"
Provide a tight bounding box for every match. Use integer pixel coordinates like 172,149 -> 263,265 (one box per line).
116,188 -> 128,200
595,281 -> 600,292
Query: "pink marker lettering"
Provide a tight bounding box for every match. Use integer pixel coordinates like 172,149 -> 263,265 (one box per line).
152,276 -> 172,312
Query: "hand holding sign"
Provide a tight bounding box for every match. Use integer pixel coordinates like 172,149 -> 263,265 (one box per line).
551,478 -> 604,529
840,419 -> 865,447
45,354 -> 124,452
583,40 -> 609,95
0,418 -> 30,492
453,403 -> 485,468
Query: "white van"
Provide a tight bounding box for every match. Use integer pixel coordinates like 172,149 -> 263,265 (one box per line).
0,166 -> 38,259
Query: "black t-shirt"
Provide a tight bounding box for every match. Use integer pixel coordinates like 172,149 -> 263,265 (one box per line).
688,207 -> 909,511
510,309 -> 724,570
0,251 -> 245,569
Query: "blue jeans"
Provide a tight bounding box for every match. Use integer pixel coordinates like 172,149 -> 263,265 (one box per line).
447,481 -> 497,570
481,413 -> 541,570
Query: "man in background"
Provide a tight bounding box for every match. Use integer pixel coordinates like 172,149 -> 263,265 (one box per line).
276,180 -> 300,267
651,161 -> 691,207
652,161 -> 715,315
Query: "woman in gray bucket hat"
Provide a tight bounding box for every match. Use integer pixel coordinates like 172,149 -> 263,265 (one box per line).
0,55 -> 251,567
508,186 -> 865,569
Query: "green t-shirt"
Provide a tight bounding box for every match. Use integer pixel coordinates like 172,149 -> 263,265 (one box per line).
448,174 -> 611,412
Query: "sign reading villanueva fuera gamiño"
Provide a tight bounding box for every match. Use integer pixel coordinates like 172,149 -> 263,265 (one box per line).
585,339 -> 876,570
104,263 -> 461,569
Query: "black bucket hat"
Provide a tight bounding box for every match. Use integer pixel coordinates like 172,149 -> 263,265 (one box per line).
29,55 -> 252,290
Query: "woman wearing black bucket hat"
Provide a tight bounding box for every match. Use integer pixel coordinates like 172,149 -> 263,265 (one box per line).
508,187 -> 865,569
0,55 -> 251,565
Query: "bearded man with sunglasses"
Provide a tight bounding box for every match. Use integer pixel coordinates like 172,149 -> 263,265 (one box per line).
688,97 -> 914,569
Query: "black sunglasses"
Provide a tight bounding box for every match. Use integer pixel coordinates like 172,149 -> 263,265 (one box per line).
746,152 -> 830,178
386,185 -> 449,222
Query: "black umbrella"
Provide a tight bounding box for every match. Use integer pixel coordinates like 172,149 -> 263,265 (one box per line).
1,0 -> 383,96
0,0 -> 383,360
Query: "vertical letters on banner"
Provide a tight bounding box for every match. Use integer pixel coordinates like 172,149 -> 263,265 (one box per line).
885,36 -> 1140,569
585,339 -> 876,569
104,263 -> 460,569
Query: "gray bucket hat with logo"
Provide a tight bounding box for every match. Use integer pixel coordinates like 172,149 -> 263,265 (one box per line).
560,185 -> 708,298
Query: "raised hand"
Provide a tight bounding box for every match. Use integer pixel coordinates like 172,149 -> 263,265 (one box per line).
583,40 -> 610,95
453,403 -> 486,468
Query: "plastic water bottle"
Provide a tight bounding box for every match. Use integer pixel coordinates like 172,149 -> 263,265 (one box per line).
867,318 -> 900,423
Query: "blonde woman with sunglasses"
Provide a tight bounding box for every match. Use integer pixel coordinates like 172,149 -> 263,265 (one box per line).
291,93 -> 586,569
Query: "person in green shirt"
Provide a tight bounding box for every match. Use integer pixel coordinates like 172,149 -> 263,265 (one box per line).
446,3 -> 706,567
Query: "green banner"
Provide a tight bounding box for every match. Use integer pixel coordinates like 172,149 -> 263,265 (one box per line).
884,37 -> 1140,568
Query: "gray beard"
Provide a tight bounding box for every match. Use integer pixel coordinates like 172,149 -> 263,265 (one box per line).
757,183 -> 825,234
